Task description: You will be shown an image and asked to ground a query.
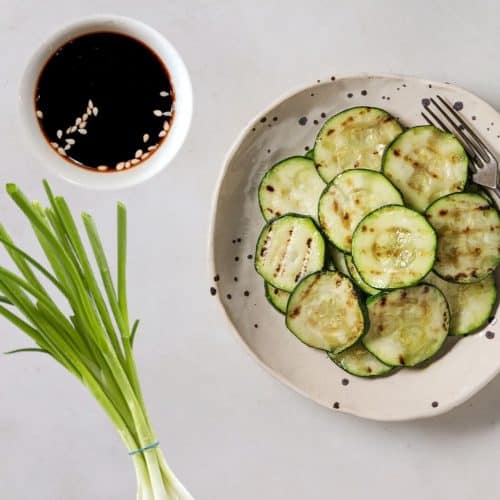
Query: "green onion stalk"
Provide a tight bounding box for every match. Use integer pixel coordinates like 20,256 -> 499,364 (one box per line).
0,181 -> 193,500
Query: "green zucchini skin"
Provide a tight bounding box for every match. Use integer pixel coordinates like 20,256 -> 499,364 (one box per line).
305,149 -> 315,159
314,106 -> 403,183
328,342 -> 393,377
382,125 -> 468,212
425,192 -> 500,283
351,205 -> 437,289
327,244 -> 348,275
285,271 -> 366,353
258,156 -> 325,222
264,281 -> 290,314
318,168 -> 403,253
362,284 -> 450,367
345,254 -> 379,295
424,272 -> 497,335
466,183 -> 494,205
255,214 -> 325,292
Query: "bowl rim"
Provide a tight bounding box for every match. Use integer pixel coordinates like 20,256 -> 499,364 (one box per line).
208,71 -> 500,421
18,14 -> 193,190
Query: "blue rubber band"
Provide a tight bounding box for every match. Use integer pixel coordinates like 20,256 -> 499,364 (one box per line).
128,441 -> 160,456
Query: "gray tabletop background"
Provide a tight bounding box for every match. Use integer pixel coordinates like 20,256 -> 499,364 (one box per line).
2,1 -> 500,499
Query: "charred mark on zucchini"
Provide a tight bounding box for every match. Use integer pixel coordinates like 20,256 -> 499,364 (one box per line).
266,185 -> 274,192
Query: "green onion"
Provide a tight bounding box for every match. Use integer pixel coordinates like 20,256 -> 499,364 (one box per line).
1,181 -> 193,500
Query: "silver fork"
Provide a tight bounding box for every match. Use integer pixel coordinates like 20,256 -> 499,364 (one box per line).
421,95 -> 500,198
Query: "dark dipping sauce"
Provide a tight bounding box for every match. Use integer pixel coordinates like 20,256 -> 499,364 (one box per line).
35,32 -> 174,172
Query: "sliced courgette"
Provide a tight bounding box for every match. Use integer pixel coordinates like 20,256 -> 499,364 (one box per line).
258,156 -> 325,221
286,271 -> 365,353
318,169 -> 403,252
362,284 -> 450,366
305,149 -> 315,159
425,192 -> 500,283
466,183 -> 494,205
424,272 -> 496,335
314,107 -> 403,182
345,254 -> 379,295
328,342 -> 393,377
255,214 -> 325,292
382,125 -> 468,212
352,205 -> 436,289
264,281 -> 290,314
328,244 -> 348,275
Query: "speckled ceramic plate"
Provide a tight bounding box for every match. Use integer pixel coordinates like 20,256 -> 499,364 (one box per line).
209,73 -> 500,421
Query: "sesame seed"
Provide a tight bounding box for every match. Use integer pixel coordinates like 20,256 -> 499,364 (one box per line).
93,107 -> 99,116
86,107 -> 92,115
160,91 -> 169,97
75,117 -> 82,125
116,162 -> 125,170
143,133 -> 150,143
88,99 -> 94,109
163,121 -> 170,131
36,110 -> 43,119
57,147 -> 67,156
79,121 -> 87,129
163,111 -> 172,117
97,165 -> 108,171
125,160 -> 132,168
64,144 -> 71,151
153,110 -> 162,117
141,152 -> 150,160
70,126 -> 77,133
171,102 -> 176,111
66,127 -> 72,134
131,158 -> 140,165
135,149 -> 143,158
50,142 -> 58,148
78,129 -> 87,135
148,145 -> 158,151
159,130 -> 167,137
56,130 -> 62,139
82,113 -> 89,121
65,138 -> 75,145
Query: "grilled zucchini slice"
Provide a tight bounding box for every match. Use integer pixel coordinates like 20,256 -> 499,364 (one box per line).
382,125 -> 468,212
352,205 -> 436,289
258,156 -> 325,221
345,254 -> 379,295
424,272 -> 496,335
362,284 -> 450,366
264,281 -> 290,314
328,244 -> 347,274
318,169 -> 403,252
286,271 -> 365,353
314,106 -> 403,182
426,193 -> 500,283
328,342 -> 392,377
255,214 -> 325,292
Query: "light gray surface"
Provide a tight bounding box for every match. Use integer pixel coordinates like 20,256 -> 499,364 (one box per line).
1,1 -> 500,499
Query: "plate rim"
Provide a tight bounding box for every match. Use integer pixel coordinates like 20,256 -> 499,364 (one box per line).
208,72 -> 500,422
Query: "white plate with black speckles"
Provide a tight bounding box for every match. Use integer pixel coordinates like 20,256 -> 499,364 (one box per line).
209,73 -> 500,421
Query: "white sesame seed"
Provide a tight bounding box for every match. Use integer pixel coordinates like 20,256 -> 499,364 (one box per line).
153,109 -> 162,117
93,107 -> 99,116
78,129 -> 87,135
50,142 -> 59,148
82,113 -> 89,121
36,110 -> 43,119
147,145 -> 158,151
66,127 -> 72,134
143,133 -> 150,143
86,107 -> 92,115
134,149 -> 143,158
64,144 -> 71,151
65,138 -> 75,145
57,147 -> 67,156
97,165 -> 108,171
125,160 -> 132,169
158,130 -> 166,138
75,117 -> 81,125
131,158 -> 140,165
160,91 -> 169,97
56,130 -> 62,139
116,162 -> 125,170
70,126 -> 77,133
163,111 -> 172,117
171,102 -> 175,111
88,99 -> 94,109
163,121 -> 170,131
79,121 -> 87,129
141,152 -> 150,160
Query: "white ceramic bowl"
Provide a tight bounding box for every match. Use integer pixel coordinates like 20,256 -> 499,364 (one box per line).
19,15 -> 193,189
210,73 -> 500,421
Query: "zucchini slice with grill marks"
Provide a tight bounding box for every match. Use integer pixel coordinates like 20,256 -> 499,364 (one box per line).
328,342 -> 392,377
382,125 -> 468,212
258,156 -> 325,221
352,205 -> 436,289
345,254 -> 379,295
467,183 -> 494,205
426,193 -> 500,283
362,284 -> 450,366
318,169 -> 403,252
264,281 -> 290,314
314,106 -> 403,183
424,272 -> 496,335
286,271 -> 365,353
255,214 -> 325,292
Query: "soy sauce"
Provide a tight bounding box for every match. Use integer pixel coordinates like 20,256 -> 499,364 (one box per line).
35,32 -> 174,172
